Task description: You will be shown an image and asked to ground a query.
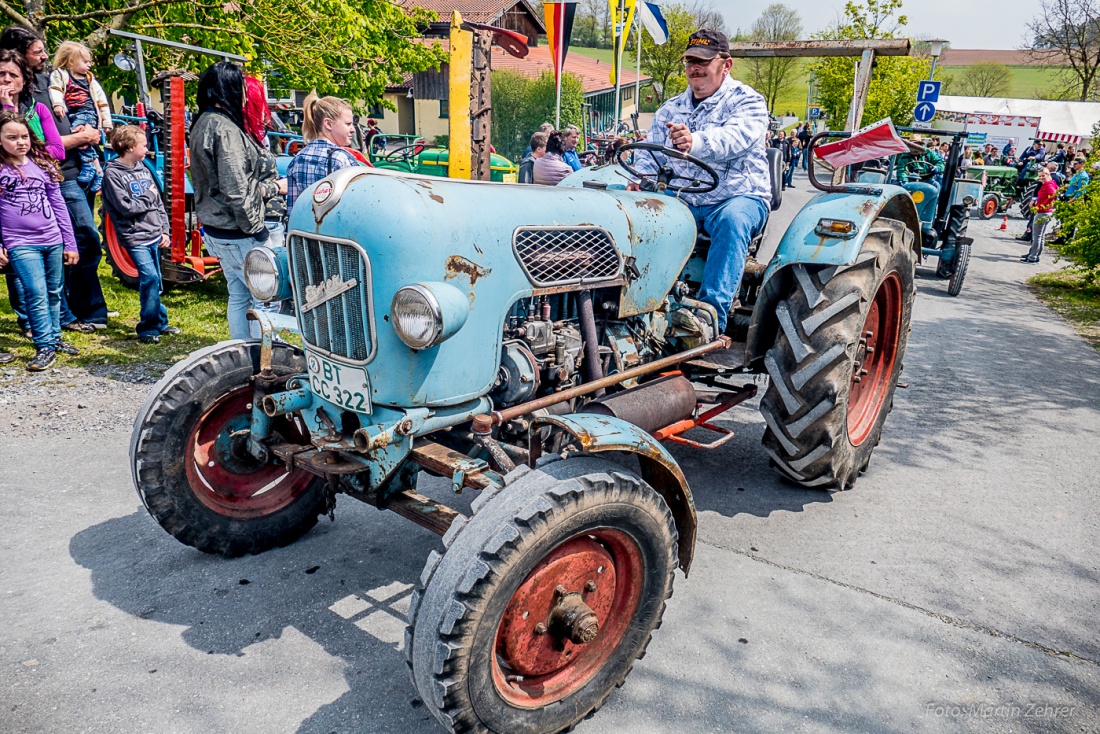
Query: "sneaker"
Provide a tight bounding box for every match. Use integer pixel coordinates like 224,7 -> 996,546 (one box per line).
76,167 -> 93,184
139,334 -> 161,344
161,326 -> 181,336
91,172 -> 103,193
106,311 -> 120,319
62,321 -> 96,333
27,348 -> 56,371
54,340 -> 80,356
1014,233 -> 1031,241
1024,257 -> 1040,264
87,321 -> 108,330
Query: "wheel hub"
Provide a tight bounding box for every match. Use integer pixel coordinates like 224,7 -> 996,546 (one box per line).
492,529 -> 644,707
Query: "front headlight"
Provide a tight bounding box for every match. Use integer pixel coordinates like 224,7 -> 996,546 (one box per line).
391,282 -> 469,349
244,247 -> 281,302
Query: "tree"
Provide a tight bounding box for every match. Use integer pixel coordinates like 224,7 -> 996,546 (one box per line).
634,1 -> 726,103
490,69 -> 584,162
809,0 -> 937,127
951,62 -> 1011,97
0,0 -> 445,109
740,4 -> 802,113
1025,0 -> 1100,101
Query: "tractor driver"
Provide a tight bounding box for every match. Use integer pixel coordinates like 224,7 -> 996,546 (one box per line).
629,29 -> 771,336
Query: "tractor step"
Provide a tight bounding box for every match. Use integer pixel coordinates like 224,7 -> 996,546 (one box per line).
686,340 -> 748,371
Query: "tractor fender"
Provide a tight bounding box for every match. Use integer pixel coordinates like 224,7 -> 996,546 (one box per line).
531,413 -> 696,574
746,189 -> 920,364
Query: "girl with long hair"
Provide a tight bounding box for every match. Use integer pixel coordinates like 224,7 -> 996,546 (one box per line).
0,110 -> 79,370
532,130 -> 573,186
285,92 -> 358,210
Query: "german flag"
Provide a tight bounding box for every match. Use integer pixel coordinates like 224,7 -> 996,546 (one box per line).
543,2 -> 577,86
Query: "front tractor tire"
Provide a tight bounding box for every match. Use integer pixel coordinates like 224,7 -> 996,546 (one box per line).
406,457 -> 677,734
761,219 -> 916,489
130,341 -> 327,556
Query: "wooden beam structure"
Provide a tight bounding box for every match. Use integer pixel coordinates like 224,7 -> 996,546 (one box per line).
726,39 -> 911,58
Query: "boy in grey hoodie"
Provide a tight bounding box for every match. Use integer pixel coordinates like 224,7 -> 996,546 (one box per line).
102,125 -> 180,344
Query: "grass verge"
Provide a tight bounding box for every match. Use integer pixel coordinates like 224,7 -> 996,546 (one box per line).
0,256 -> 230,369
1027,268 -> 1100,352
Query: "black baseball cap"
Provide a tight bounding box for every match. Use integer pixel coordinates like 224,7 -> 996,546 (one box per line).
683,29 -> 729,60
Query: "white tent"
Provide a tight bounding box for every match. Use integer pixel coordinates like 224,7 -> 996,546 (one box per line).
936,96 -> 1100,146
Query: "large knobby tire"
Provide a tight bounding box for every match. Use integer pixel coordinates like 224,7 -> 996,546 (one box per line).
947,241 -> 971,297
936,204 -> 970,279
131,340 -> 326,556
406,457 -> 677,734
760,218 -> 916,489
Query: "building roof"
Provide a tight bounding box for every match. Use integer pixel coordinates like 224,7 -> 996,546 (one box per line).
417,39 -> 649,95
407,0 -> 545,32
938,49 -> 1061,66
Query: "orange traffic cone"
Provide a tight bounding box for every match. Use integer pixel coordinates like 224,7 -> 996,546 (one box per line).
1000,216 -> 1008,230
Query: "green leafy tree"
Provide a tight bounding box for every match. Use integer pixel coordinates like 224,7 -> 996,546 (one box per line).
490,69 -> 584,162
1,0 -> 444,109
952,61 -> 1011,97
809,0 -> 936,127
636,3 -> 698,103
1053,119 -> 1100,276
741,3 -> 802,113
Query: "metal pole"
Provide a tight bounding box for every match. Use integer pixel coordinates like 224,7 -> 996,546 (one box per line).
554,3 -> 562,128
133,39 -> 151,109
634,14 -> 641,122
613,0 -> 624,130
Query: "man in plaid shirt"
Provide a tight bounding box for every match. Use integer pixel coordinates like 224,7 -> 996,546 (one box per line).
633,29 -> 771,333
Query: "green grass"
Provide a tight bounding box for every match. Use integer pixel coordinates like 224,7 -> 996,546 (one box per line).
0,256 -> 230,368
571,46 -> 617,65
1028,268 -> 1100,352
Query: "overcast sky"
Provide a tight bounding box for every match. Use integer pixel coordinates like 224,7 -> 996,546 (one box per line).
710,0 -> 1034,50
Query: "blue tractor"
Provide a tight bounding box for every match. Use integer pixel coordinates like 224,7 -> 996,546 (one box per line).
130,141 -> 921,733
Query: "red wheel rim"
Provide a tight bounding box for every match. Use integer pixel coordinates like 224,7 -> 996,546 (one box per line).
492,529 -> 644,708
846,272 -> 902,446
184,386 -> 315,518
983,197 -> 997,217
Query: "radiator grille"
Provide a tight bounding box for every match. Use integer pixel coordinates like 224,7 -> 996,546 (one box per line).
513,227 -> 622,287
289,234 -> 373,363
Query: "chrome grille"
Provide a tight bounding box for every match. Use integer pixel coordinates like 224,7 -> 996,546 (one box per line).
513,227 -> 622,287
288,233 -> 374,363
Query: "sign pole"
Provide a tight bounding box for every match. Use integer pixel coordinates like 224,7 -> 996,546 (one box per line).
613,0 -> 624,129
554,3 -> 563,128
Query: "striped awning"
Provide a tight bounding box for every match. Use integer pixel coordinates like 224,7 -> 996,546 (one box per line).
1037,130 -> 1082,145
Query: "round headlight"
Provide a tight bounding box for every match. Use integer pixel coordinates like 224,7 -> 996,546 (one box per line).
392,285 -> 443,349
244,247 -> 280,302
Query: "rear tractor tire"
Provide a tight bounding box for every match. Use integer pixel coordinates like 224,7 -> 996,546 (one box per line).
760,218 -> 916,489
130,341 -> 327,556
406,457 -> 677,734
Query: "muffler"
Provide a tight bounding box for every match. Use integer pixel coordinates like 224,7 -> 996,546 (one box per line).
580,374 -> 696,434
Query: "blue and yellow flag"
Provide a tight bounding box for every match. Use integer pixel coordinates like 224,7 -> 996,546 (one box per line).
609,0 -> 637,85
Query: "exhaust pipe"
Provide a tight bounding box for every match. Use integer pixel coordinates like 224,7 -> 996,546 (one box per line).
580,374 -> 696,434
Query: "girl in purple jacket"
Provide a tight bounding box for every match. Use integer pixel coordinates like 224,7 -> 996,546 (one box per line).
0,110 -> 79,371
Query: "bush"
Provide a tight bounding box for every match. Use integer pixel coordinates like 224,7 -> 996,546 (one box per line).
490,70 -> 584,162
1054,184 -> 1100,279
433,134 -> 448,148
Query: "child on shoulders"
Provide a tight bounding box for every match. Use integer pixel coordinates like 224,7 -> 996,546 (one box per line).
48,41 -> 112,193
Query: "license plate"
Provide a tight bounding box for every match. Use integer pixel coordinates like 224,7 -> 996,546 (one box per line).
306,352 -> 372,413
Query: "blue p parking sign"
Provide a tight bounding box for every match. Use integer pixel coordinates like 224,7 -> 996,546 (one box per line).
917,81 -> 941,103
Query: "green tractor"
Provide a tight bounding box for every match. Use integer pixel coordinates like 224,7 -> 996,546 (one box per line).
971,160 -> 1043,219
369,133 -> 518,182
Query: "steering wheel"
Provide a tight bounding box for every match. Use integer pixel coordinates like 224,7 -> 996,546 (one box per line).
615,142 -> 719,194
904,159 -> 937,181
384,142 -> 426,163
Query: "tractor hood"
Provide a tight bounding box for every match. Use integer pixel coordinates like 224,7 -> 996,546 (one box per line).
285,167 -> 697,408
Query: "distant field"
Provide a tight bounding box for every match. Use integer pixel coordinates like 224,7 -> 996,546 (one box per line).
570,47 -> 1077,118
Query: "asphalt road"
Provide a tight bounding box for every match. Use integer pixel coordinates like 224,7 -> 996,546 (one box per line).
3,169 -> 1099,734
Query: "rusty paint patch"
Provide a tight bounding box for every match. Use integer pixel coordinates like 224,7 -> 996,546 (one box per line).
636,197 -> 665,212
445,255 -> 491,285
860,199 -> 878,216
429,193 -> 444,204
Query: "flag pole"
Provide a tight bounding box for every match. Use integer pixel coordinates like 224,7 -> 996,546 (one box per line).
554,3 -> 562,128
634,10 -> 641,124
613,0 -> 624,129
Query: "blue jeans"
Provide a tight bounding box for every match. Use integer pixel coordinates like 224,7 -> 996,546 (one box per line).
60,179 -> 108,325
690,196 -> 770,332
203,232 -> 269,340
783,160 -> 796,187
124,239 -> 169,337
6,270 -> 77,331
8,245 -> 64,350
